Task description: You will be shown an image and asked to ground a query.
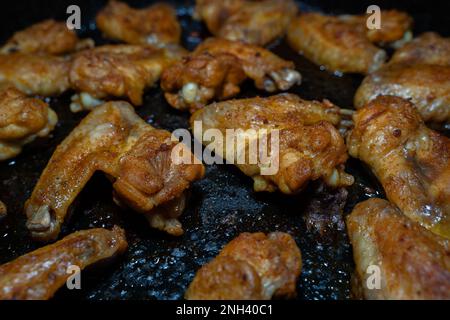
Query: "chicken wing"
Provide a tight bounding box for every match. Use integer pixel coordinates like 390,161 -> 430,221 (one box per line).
355,33 -> 450,123
347,198 -> 450,300
0,200 -> 6,218
25,101 -> 204,241
287,11 -> 412,74
96,1 -> 181,47
0,53 -> 71,96
190,94 -> 354,194
347,96 -> 450,238
194,0 -> 298,46
0,19 -> 93,55
0,226 -> 127,300
69,44 -> 187,112
0,87 -> 57,160
185,232 -> 302,300
161,38 -> 301,112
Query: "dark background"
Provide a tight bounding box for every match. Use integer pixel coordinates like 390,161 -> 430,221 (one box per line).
0,1 -> 448,300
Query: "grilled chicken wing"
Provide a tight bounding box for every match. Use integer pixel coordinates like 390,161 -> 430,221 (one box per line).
0,226 -> 127,300
194,0 -> 298,46
0,19 -> 93,55
161,38 -> 301,112
0,200 -> 6,218
0,87 -> 57,160
190,94 -> 353,194
347,198 -> 450,300
96,1 -> 181,47
69,44 -> 187,112
347,96 -> 450,239
355,33 -> 450,123
25,101 -> 204,241
0,53 -> 71,96
287,11 -> 412,74
185,232 -> 302,300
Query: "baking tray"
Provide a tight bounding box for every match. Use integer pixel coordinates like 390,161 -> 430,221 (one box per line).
0,0 -> 448,300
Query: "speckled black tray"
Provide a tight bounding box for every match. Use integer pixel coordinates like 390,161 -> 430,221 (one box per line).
0,0 -> 448,300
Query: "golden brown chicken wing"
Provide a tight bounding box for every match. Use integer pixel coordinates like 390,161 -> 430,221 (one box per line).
347,96 -> 450,238
355,33 -> 450,123
161,38 -> 301,112
185,232 -> 302,300
25,101 -> 204,241
0,200 -> 6,218
0,53 -> 71,96
347,198 -> 450,300
190,94 -> 353,194
96,0 -> 181,47
0,19 -> 93,55
287,11 -> 412,74
194,0 -> 298,46
0,226 -> 127,300
69,44 -> 187,112
0,87 -> 57,160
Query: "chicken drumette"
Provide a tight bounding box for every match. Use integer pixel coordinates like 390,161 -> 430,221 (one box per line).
0,226 -> 127,300
190,94 -> 354,194
347,96 -> 450,238
287,10 -> 412,74
69,44 -> 187,112
0,87 -> 57,160
185,232 -> 302,300
96,1 -> 181,47
161,38 -> 301,112
347,198 -> 450,300
194,0 -> 298,46
25,101 -> 204,242
355,33 -> 450,123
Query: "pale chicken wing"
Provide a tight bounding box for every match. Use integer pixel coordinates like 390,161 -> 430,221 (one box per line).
0,226 -> 127,300
185,232 -> 302,300
347,198 -> 450,300
347,96 -> 450,238
161,38 -> 301,111
24,101 -> 204,241
190,94 -> 353,194
0,87 -> 57,160
96,1 -> 181,47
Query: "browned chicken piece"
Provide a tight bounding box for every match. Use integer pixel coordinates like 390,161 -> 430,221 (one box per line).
355,33 -> 450,123
161,38 -> 301,112
287,10 -> 413,74
69,44 -> 187,112
347,198 -> 450,300
0,226 -> 127,300
0,19 -> 93,55
96,1 -> 181,47
0,53 -> 71,96
0,200 -> 6,218
194,0 -> 298,46
0,87 -> 57,160
24,101 -> 205,242
185,232 -> 302,300
190,94 -> 354,194
347,96 -> 450,239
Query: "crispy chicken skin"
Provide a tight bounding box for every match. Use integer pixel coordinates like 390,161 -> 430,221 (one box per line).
194,0 -> 298,46
161,38 -> 301,112
355,33 -> 450,123
96,1 -> 181,47
347,198 -> 450,300
0,87 -> 57,160
0,19 -> 93,55
190,94 -> 354,194
185,232 -> 302,300
347,96 -> 450,239
0,53 -> 71,96
0,226 -> 127,300
24,101 -> 204,241
287,11 -> 412,74
69,44 -> 187,112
